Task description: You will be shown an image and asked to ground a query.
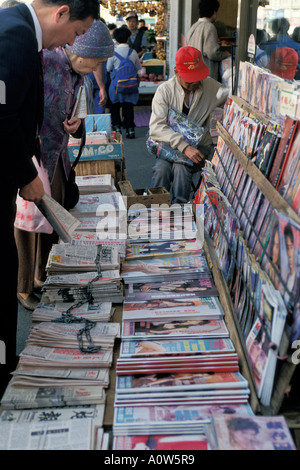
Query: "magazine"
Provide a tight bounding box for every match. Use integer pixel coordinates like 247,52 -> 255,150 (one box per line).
121,318 -> 229,340
113,434 -> 209,451
119,337 -> 235,358
115,371 -> 249,394
124,277 -> 218,301
122,296 -> 224,321
125,239 -> 202,260
210,414 -> 296,450
121,255 -> 210,284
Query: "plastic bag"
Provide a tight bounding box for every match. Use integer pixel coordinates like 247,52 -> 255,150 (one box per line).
14,156 -> 53,234
147,135 -> 194,167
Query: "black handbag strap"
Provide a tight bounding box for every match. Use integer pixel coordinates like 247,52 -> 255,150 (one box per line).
71,126 -> 86,170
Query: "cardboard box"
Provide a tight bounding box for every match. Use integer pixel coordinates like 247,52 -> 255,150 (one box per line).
68,131 -> 123,162
118,180 -> 170,208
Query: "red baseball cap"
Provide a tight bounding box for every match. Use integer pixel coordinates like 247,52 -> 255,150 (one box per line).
268,47 -> 298,80
175,46 -> 209,82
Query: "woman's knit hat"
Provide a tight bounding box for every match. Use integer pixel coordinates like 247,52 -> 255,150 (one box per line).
66,20 -> 114,59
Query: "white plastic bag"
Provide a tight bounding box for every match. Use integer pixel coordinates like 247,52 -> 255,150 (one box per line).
14,156 -> 53,234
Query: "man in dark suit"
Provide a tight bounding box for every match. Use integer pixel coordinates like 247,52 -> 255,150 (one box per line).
0,0 -> 100,397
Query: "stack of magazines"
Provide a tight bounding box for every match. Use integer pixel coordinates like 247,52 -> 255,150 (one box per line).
127,206 -> 197,242
111,221 -> 257,450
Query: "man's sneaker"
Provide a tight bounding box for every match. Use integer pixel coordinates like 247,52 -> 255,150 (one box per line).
113,125 -> 122,133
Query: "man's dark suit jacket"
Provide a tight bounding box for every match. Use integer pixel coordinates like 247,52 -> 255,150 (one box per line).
0,3 -> 40,190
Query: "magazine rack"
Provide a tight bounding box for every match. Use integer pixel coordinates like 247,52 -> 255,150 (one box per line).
203,95 -> 300,416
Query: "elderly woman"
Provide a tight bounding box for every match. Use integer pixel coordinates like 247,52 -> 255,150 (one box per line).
15,20 -> 114,310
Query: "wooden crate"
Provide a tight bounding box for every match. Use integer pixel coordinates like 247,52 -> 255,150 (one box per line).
118,180 -> 170,207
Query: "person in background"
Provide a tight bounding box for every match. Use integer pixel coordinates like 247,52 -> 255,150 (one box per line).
138,19 -> 148,32
107,26 -> 141,139
126,11 -> 147,58
267,46 -> 298,81
0,0 -> 99,397
261,17 -> 300,79
108,22 -> 117,40
149,46 -> 228,203
14,20 -> 114,311
1,0 -> 21,6
255,29 -> 268,68
291,26 -> 300,44
87,18 -> 114,114
186,0 -> 231,82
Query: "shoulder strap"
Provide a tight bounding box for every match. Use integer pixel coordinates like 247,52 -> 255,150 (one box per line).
71,126 -> 86,170
114,51 -> 124,62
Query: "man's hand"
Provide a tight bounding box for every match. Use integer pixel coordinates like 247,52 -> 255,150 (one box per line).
63,117 -> 81,135
19,175 -> 45,203
183,145 -> 205,164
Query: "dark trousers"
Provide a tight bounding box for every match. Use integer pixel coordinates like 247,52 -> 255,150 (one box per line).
111,101 -> 135,130
0,181 -> 18,394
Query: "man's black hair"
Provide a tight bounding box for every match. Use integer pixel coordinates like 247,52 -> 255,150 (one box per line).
198,0 -> 220,18
41,0 -> 100,21
113,26 -> 131,44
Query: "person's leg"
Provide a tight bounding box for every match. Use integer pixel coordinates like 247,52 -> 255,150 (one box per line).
151,158 -> 173,192
0,183 -> 19,395
35,158 -> 65,283
110,102 -> 122,131
123,102 -> 135,138
172,163 -> 193,204
14,227 -> 39,310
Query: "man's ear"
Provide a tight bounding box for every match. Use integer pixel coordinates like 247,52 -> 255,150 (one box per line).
54,5 -> 70,24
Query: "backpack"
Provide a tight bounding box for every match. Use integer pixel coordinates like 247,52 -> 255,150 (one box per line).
111,49 -> 139,94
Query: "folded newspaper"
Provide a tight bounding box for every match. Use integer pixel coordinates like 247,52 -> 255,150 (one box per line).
36,194 -> 81,243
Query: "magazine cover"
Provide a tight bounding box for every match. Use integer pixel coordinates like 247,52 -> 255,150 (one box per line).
277,212 -> 300,309
115,371 -> 249,394
113,434 -> 209,450
121,255 -> 210,283
121,318 -> 229,340
269,117 -> 297,187
125,239 -> 202,260
119,337 -> 235,358
122,296 -> 224,321
211,414 -> 296,450
124,277 -> 218,301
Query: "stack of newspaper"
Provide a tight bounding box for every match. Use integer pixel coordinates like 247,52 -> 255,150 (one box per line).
70,192 -> 126,219
0,403 -> 108,450
45,243 -> 120,275
41,271 -> 123,303
76,174 -> 116,194
1,384 -> 106,410
68,233 -> 126,261
32,301 -> 114,323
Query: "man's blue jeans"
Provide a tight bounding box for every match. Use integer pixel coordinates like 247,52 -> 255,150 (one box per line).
151,159 -> 194,204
